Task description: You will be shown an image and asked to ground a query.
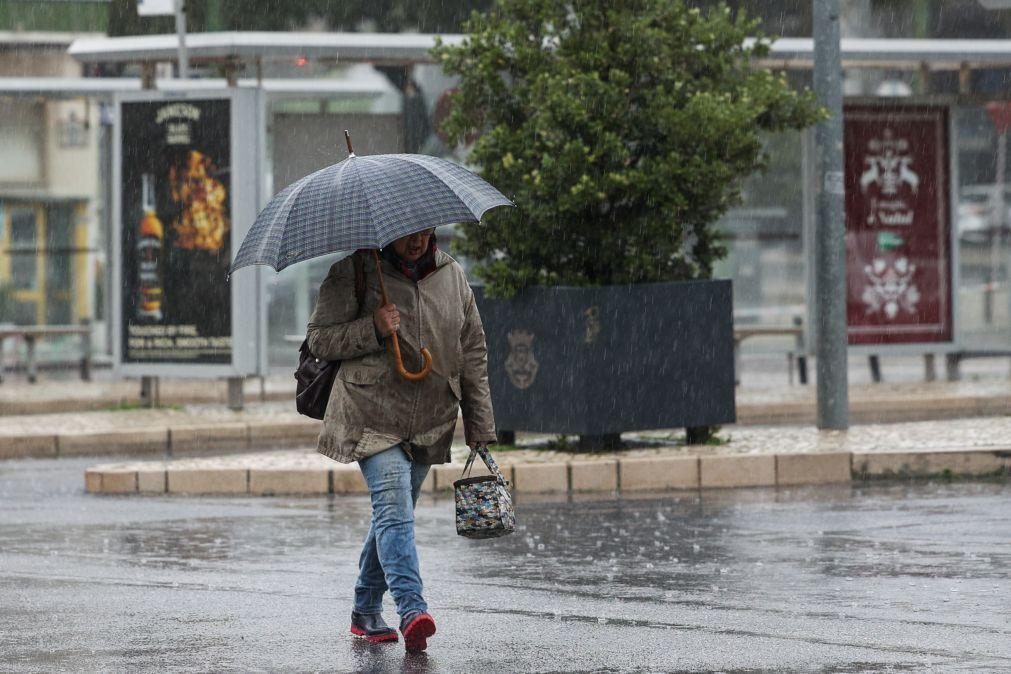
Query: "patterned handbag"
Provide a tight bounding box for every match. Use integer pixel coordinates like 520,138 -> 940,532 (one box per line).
453,445 -> 516,539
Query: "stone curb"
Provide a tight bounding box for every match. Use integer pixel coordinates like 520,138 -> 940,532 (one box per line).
84,448 -> 1011,496
736,394 -> 1011,425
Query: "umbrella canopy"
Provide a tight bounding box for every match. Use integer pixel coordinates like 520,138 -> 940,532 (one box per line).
229,152 -> 512,275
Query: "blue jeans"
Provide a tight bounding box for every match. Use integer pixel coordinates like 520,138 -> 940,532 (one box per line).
354,444 -> 430,618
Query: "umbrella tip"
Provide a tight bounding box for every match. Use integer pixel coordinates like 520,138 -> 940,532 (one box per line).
344,129 -> 355,157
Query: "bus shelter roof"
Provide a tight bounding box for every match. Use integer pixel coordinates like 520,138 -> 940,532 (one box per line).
67,32 -> 1011,71
68,32 -> 345,64
0,76 -> 388,99
67,31 -> 463,66
755,37 -> 1011,70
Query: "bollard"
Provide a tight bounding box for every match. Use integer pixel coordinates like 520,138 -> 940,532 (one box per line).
924,353 -> 936,382
797,355 -> 809,385
984,274 -> 995,325
227,377 -> 244,411
25,335 -> 37,384
140,376 -> 160,407
793,315 -> 808,385
80,319 -> 92,382
868,355 -> 882,383
945,353 -> 961,382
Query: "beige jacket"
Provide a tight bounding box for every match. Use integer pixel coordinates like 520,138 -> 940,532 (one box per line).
306,250 -> 497,464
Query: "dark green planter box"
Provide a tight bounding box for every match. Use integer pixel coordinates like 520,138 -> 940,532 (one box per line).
474,280 -> 736,435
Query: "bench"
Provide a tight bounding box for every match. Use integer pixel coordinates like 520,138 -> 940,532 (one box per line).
943,350 -> 1011,381
0,321 -> 92,384
860,351 -> 1011,383
733,322 -> 807,385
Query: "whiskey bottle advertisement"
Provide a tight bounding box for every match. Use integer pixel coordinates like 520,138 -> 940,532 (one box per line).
120,98 -> 233,365
136,173 -> 164,321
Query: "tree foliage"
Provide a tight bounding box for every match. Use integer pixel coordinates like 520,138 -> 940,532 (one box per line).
434,0 -> 824,297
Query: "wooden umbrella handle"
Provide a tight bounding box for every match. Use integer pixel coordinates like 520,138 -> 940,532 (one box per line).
390,338 -> 433,382
371,250 -> 433,382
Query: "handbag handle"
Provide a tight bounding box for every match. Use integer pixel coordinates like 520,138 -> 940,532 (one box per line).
462,445 -> 508,486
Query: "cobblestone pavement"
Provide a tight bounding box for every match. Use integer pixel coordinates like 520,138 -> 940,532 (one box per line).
79,413 -> 1011,475
0,401 -> 309,437
2,352 -> 1009,465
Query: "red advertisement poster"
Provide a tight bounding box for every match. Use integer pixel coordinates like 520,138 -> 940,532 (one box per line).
843,105 -> 953,345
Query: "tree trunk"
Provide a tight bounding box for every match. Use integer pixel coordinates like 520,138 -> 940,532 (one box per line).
685,426 -> 714,445
577,433 -> 624,451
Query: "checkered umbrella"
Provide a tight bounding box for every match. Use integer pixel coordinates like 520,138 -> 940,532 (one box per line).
230,132 -> 512,382
229,145 -> 513,275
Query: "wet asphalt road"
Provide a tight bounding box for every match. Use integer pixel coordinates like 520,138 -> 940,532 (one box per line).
0,458 -> 1009,673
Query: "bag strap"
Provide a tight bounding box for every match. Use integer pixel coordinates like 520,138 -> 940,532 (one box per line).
352,250 -> 366,316
301,254 -> 368,364
462,445 -> 508,486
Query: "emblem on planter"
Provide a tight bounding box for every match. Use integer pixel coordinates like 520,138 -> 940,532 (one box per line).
584,306 -> 600,344
505,329 -> 538,389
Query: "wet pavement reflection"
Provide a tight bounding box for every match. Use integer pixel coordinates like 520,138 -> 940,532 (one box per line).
1,458 -> 1009,672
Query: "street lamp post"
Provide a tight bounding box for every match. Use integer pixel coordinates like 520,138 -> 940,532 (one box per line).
813,0 -> 850,430
174,0 -> 189,79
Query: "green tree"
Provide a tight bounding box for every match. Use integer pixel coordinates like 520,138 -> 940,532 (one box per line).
434,0 -> 824,297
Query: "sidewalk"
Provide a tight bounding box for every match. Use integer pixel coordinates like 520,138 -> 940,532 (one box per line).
3,372 -> 1010,459
4,352 -> 1011,421
81,415 -> 1011,496
0,399 -> 318,459
1,358 -> 1008,494
0,373 -> 292,415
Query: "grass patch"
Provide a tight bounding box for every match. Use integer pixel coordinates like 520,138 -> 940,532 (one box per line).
487,443 -> 523,453
545,435 -> 577,452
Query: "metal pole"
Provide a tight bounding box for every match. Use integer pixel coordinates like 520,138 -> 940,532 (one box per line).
813,0 -> 849,430
174,0 -> 189,79
997,129 -> 1008,332
99,101 -> 114,360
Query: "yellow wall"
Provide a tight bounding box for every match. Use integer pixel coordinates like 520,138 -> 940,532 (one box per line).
73,202 -> 88,322
0,200 -> 90,325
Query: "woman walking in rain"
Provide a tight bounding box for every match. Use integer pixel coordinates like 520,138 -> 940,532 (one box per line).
306,227 -> 498,652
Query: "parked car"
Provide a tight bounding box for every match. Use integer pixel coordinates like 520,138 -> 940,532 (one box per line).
957,184 -> 1011,241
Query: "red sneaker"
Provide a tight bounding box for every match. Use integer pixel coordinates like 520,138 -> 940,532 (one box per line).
399,612 -> 436,652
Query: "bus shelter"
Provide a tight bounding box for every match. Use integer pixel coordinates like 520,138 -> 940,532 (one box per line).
731,37 -> 1011,379
31,32 -> 1011,390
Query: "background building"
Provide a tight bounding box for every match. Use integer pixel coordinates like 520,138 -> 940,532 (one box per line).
2,0 -> 1010,374
0,30 -> 101,333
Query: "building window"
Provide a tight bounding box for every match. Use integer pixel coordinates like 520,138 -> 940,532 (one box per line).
57,111 -> 89,149
0,101 -> 44,183
9,208 -> 38,291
